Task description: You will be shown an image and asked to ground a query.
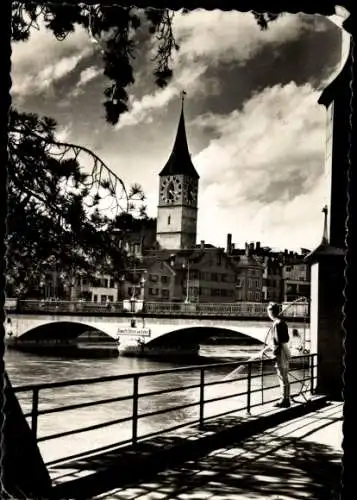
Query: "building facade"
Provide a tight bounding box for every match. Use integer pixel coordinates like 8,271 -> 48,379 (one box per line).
262,256 -> 283,302
139,246 -> 237,303
72,274 -> 118,303
282,260 -> 310,302
232,249 -> 264,302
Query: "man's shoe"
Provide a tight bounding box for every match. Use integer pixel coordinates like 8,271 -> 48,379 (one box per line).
274,399 -> 290,408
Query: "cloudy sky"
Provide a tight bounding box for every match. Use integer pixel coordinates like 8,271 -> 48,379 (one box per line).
12,8 -> 346,251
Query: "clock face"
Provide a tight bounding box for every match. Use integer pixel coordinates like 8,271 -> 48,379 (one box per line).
160,176 -> 182,203
184,179 -> 197,205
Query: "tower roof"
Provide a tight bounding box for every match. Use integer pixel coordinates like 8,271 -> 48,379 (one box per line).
159,95 -> 200,179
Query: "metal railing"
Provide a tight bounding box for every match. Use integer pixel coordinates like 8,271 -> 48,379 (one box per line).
17,300 -> 125,314
14,299 -> 309,319
13,353 -> 317,467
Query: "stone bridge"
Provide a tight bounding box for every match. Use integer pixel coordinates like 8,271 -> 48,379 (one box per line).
7,313 -> 308,347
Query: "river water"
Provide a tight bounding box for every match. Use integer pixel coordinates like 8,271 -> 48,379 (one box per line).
5,324 -> 310,466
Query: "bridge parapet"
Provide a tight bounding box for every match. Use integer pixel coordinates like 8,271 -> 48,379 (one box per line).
10,300 -> 309,320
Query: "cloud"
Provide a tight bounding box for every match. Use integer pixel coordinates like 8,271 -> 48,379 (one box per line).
69,65 -> 102,97
193,82 -> 327,249
55,124 -> 72,143
115,63 -> 208,130
172,10 -> 321,66
77,66 -> 101,87
12,21 -> 94,99
114,10 -> 327,132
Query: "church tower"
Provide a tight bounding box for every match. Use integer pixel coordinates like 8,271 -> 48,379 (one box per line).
156,94 -> 199,250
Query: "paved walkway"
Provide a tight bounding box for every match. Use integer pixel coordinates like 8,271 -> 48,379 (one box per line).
93,401 -> 342,500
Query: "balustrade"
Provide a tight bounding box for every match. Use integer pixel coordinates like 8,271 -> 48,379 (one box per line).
11,299 -> 309,319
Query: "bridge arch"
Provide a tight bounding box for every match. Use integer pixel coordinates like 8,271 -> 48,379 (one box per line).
17,321 -> 118,343
145,326 -> 265,347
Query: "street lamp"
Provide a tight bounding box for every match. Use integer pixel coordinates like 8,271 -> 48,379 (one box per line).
183,259 -> 190,304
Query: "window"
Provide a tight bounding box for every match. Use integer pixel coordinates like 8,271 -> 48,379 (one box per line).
107,296 -> 114,302
149,288 -> 159,296
211,272 -> 218,282
168,215 -> 171,225
191,270 -> 200,280
161,275 -> 169,284
149,274 -> 158,282
93,294 -> 98,302
101,295 -> 107,303
162,289 -> 169,299
109,279 -> 115,288
104,279 -> 109,288
216,253 -> 222,266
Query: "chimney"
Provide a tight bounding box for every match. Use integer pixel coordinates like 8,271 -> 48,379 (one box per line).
231,243 -> 235,251
245,242 -> 249,256
256,241 -> 261,251
200,240 -> 205,250
226,233 -> 232,255
249,242 -> 254,252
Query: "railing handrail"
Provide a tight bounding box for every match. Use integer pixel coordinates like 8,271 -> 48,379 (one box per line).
13,353 -> 317,466
13,354 -> 316,393
15,299 -> 309,310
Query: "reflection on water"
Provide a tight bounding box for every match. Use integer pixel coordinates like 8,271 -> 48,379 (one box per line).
5,335 -> 309,465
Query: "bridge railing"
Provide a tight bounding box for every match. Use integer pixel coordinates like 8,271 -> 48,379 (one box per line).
13,353 -> 317,467
144,301 -> 309,318
17,300 -> 125,314
15,299 -> 309,319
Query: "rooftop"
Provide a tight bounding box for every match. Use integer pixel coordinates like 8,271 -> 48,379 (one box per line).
159,97 -> 200,179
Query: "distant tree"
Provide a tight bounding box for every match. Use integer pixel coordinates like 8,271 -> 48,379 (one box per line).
7,108 -> 146,298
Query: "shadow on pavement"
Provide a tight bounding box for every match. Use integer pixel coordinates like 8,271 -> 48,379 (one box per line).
89,408 -> 342,499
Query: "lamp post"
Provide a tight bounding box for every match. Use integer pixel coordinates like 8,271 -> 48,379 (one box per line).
183,259 -> 190,304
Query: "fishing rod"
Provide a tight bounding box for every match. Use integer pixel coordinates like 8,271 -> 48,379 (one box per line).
223,297 -> 310,389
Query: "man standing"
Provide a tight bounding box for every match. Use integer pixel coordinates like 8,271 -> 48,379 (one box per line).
266,302 -> 291,408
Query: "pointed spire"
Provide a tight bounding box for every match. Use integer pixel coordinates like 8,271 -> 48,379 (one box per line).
322,205 -> 329,244
159,93 -> 199,179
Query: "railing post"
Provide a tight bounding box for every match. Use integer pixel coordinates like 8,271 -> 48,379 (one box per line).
31,388 -> 39,439
310,355 -> 315,395
132,375 -> 139,444
246,362 -> 252,415
199,368 -> 205,429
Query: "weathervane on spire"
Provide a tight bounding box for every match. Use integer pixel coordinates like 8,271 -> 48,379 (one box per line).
181,90 -> 187,106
